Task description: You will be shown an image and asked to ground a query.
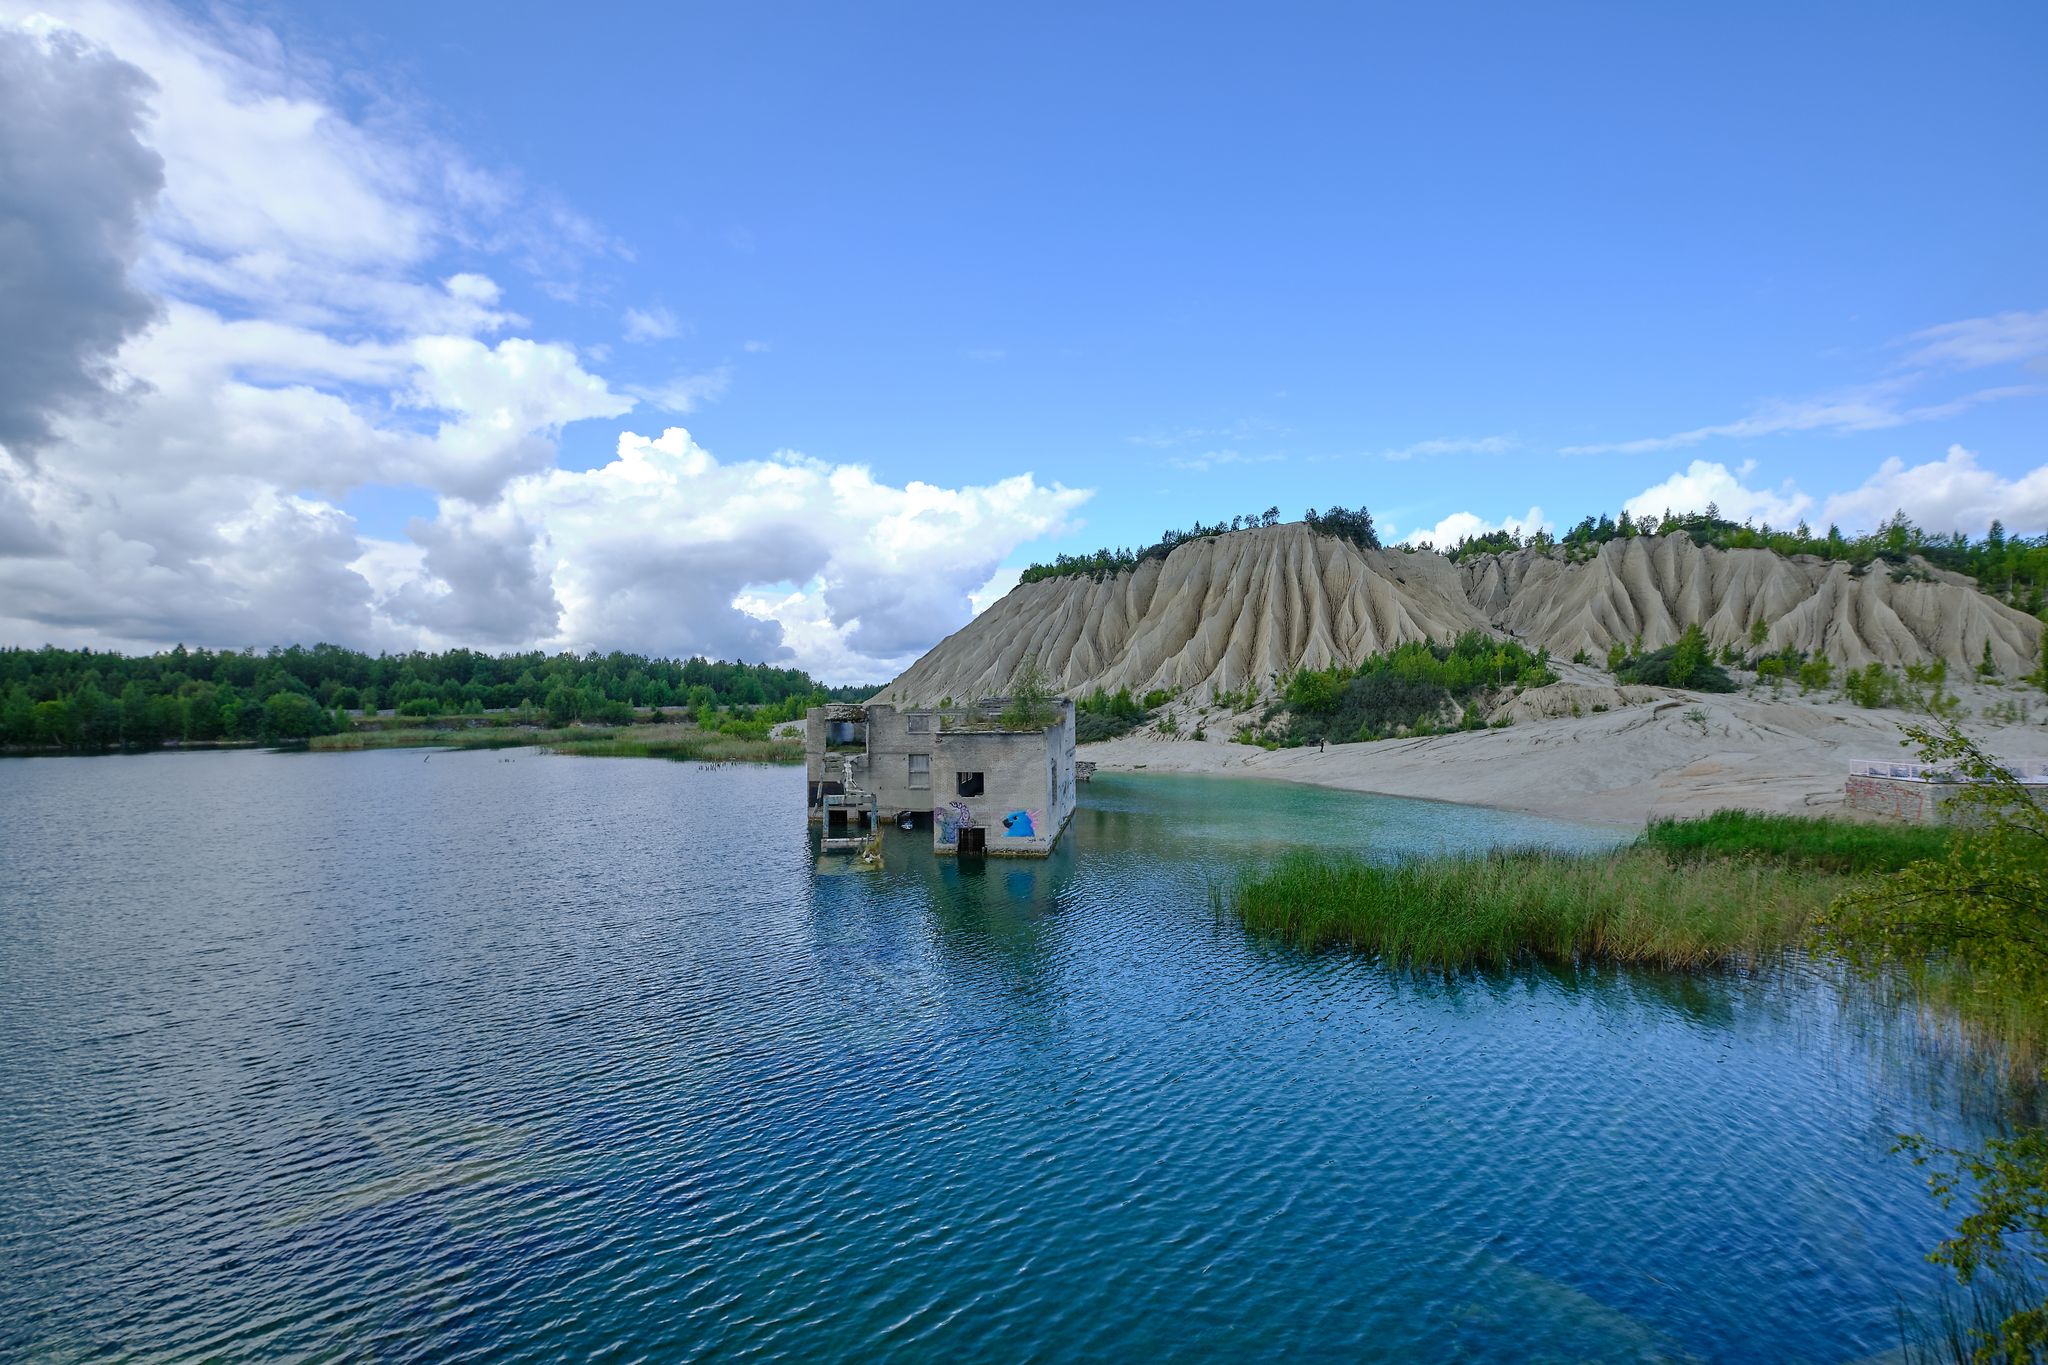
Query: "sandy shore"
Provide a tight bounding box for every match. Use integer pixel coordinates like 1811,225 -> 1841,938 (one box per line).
1081,682 -> 2048,829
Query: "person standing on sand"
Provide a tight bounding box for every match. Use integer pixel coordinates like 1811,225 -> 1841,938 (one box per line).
1319,738 -> 1325,754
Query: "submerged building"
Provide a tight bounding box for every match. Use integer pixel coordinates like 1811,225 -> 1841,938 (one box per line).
805,699 -> 1078,856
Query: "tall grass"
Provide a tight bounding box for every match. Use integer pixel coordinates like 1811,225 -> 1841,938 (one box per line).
1227,846 -> 1856,971
1646,809 -> 1954,873
309,723 -> 801,764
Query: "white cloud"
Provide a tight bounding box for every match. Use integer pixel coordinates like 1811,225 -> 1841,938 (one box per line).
2,0 -> 604,329
1564,307 -> 2048,456
1127,416 -> 1285,449
631,367 -> 732,415
1897,309 -> 2048,371
1162,449 -> 1283,472
741,339 -> 772,353
622,305 -> 680,343
361,428 -> 1091,679
1821,445 -> 2048,536
0,2 -> 1092,683
1398,505 -> 1550,549
406,335 -> 633,499
1380,434 -> 1515,461
1622,459 -> 1813,526
1561,379 -> 2044,456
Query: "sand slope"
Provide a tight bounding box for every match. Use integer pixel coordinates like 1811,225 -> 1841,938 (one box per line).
882,522 -> 1492,703
880,524 -> 2043,705
1081,682 -> 2048,828
1466,535 -> 2042,673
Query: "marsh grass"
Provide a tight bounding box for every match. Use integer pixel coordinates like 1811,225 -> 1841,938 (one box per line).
309,723 -> 801,764
1227,846 -> 1857,971
1646,809 -> 1955,873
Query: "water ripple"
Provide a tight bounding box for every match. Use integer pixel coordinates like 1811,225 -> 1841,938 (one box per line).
0,753 -> 1991,1362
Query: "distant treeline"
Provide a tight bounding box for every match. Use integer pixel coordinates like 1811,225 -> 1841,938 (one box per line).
0,644 -> 876,752
1428,507 -> 2048,615
1019,505 -> 1381,584
1021,500 -> 2048,616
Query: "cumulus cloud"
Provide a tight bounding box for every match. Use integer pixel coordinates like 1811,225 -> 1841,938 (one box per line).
2,0 -> 596,330
363,429 -> 1090,680
1622,459 -> 1813,526
1822,445 -> 2048,536
0,22 -> 163,451
1398,506 -> 1550,548
406,336 -> 633,498
1606,449 -> 2048,539
0,2 -> 1085,682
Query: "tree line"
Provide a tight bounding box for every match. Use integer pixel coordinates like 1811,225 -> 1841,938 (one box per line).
1428,507 -> 2048,615
0,644 -> 877,752
1020,505 -> 1380,585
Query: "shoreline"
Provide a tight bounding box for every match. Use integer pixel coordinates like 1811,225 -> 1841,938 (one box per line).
1080,685 -> 2048,829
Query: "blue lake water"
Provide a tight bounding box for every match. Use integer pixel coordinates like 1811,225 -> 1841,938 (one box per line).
0,749 -> 1991,1361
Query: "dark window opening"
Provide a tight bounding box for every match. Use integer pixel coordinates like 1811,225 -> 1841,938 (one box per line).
956,771 -> 984,798
958,827 -> 987,857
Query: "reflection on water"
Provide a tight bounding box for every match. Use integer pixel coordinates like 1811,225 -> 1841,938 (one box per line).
0,752 -> 1999,1362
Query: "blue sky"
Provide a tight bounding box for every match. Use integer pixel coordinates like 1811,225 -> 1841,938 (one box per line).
325,0 -> 2045,544
1,0 -> 2042,679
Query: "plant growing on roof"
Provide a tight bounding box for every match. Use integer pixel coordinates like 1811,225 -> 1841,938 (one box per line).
999,659 -> 1058,730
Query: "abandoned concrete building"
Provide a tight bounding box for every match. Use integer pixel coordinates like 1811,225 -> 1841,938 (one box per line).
805,699 -> 1079,856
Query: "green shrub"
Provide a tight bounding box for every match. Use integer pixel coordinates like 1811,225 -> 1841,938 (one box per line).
1646,810 -> 1952,874
1614,644 -> 1738,692
1281,632 -> 1553,745
1844,662 -> 1901,709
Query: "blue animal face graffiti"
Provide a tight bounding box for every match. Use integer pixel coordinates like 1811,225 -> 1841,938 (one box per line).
1002,809 -> 1037,838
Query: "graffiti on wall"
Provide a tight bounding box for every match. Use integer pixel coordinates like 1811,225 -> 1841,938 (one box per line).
935,800 -> 975,845
1002,809 -> 1041,838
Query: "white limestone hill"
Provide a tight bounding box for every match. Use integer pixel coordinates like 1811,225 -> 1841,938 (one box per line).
1463,534 -> 2042,674
878,523 -> 2043,705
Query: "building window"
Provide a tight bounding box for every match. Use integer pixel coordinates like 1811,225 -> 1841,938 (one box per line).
907,754 -> 930,789
956,771 -> 984,798
907,713 -> 931,733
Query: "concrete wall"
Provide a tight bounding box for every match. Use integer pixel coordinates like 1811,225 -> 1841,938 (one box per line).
806,702 -> 939,819
1845,774 -> 2048,826
931,704 -> 1076,857
805,700 -> 1077,855
1845,774 -> 1957,824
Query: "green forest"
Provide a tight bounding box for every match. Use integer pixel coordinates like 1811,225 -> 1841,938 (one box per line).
0,644 -> 875,752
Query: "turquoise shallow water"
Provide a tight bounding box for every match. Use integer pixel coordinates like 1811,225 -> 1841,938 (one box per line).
0,750 -> 1989,1361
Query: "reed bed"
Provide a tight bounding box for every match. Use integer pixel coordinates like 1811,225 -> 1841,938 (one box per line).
1227,846 -> 1860,971
309,723 -> 801,764
1644,809 -> 1954,874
